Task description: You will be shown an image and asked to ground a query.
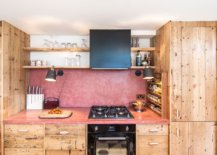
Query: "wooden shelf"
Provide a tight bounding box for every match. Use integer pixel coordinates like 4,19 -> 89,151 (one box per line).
22,66 -> 90,69
23,47 -> 89,52
131,47 -> 156,52
148,92 -> 161,98
147,99 -> 161,107
130,66 -> 156,69
23,47 -> 155,52
23,66 -> 156,70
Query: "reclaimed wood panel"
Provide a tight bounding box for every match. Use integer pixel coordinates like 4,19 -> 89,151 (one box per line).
137,135 -> 168,155
136,124 -> 168,136
171,122 -> 217,155
46,150 -> 85,155
45,124 -> 86,151
2,21 -> 30,118
170,122 -> 189,155
5,148 -> 44,155
171,25 -> 217,121
189,122 -> 217,155
0,21 -> 2,155
181,27 -> 216,121
45,124 -> 85,136
4,125 -> 44,148
170,22 -> 182,121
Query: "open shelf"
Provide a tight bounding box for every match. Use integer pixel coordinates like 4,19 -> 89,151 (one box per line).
23,47 -> 89,52
22,66 -> 90,69
131,47 -> 155,52
23,47 -> 155,52
23,66 -> 156,69
130,66 -> 155,69
148,91 -> 162,98
147,98 -> 161,107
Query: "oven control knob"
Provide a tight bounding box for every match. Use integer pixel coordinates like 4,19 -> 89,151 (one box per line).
94,126 -> 98,132
126,126 -> 129,131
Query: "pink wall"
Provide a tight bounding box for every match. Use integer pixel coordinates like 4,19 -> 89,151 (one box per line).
29,70 -> 147,107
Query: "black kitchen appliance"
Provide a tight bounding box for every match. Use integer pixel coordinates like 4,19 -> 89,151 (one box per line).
90,30 -> 131,69
88,106 -> 134,119
88,124 -> 135,155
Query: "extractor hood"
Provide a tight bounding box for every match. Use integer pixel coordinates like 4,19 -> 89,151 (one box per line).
90,30 -> 131,69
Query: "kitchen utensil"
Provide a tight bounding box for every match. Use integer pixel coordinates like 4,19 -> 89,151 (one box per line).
132,101 -> 147,112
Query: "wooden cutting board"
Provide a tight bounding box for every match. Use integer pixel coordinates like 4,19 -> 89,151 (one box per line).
39,110 -> 72,119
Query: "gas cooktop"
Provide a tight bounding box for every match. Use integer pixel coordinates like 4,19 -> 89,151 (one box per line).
88,106 -> 134,119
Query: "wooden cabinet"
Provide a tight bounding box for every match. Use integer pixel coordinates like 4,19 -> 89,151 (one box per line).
4,124 -> 87,155
0,21 -> 30,154
136,124 -> 169,155
4,125 -> 44,155
171,122 -> 217,155
170,26 -> 217,121
45,124 -> 86,155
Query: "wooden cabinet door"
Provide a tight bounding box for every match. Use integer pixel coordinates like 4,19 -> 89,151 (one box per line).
171,26 -> 217,121
170,122 -> 217,155
136,125 -> 168,155
46,150 -> 86,155
170,122 -> 189,155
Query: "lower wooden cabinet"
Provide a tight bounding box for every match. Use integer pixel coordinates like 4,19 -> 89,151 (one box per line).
4,124 -> 87,155
4,125 -> 45,155
136,124 -> 169,155
5,148 -> 44,155
46,150 -> 86,155
170,122 -> 217,155
45,124 -> 86,151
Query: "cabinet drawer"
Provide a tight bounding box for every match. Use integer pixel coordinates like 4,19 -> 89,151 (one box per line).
4,125 -> 44,148
5,148 -> 44,155
136,125 -> 168,135
45,124 -> 85,136
137,135 -> 168,154
46,150 -> 86,155
45,124 -> 86,151
45,135 -> 85,150
139,148 -> 168,155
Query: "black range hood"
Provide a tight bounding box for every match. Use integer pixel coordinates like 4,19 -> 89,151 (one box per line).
90,30 -> 131,69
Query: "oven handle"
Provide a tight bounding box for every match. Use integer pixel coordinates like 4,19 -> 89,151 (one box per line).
97,137 -> 127,141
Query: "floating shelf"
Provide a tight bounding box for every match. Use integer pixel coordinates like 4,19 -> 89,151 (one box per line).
130,66 -> 156,69
131,47 -> 155,52
23,47 -> 155,52
23,66 -> 156,70
23,47 -> 89,52
22,66 -> 90,69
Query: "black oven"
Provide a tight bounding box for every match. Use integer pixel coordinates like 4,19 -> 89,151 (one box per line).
88,124 -> 135,155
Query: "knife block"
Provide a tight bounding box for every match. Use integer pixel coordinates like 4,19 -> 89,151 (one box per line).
26,94 -> 44,110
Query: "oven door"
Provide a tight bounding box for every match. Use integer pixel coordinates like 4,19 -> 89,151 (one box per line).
88,134 -> 135,155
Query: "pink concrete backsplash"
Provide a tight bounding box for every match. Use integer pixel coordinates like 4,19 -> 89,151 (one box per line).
29,70 -> 147,107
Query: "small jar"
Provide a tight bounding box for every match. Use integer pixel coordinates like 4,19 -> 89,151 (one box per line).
30,60 -> 36,66
36,60 -> 42,66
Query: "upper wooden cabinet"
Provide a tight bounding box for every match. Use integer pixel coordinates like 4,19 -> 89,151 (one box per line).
153,21 -> 217,121
171,26 -> 217,121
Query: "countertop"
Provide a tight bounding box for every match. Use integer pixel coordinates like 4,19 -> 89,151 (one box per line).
4,107 -> 169,125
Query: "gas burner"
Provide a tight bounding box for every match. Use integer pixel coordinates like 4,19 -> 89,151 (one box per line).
89,106 -> 133,119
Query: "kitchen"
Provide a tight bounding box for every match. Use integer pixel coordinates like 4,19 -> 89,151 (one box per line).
0,0 -> 217,155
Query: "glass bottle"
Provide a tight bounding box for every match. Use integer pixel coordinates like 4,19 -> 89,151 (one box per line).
136,51 -> 142,66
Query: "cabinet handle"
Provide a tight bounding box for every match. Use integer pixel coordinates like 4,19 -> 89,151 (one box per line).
176,128 -> 180,137
148,142 -> 159,145
176,109 -> 180,118
59,131 -> 69,135
149,129 -> 159,133
18,129 -> 29,133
